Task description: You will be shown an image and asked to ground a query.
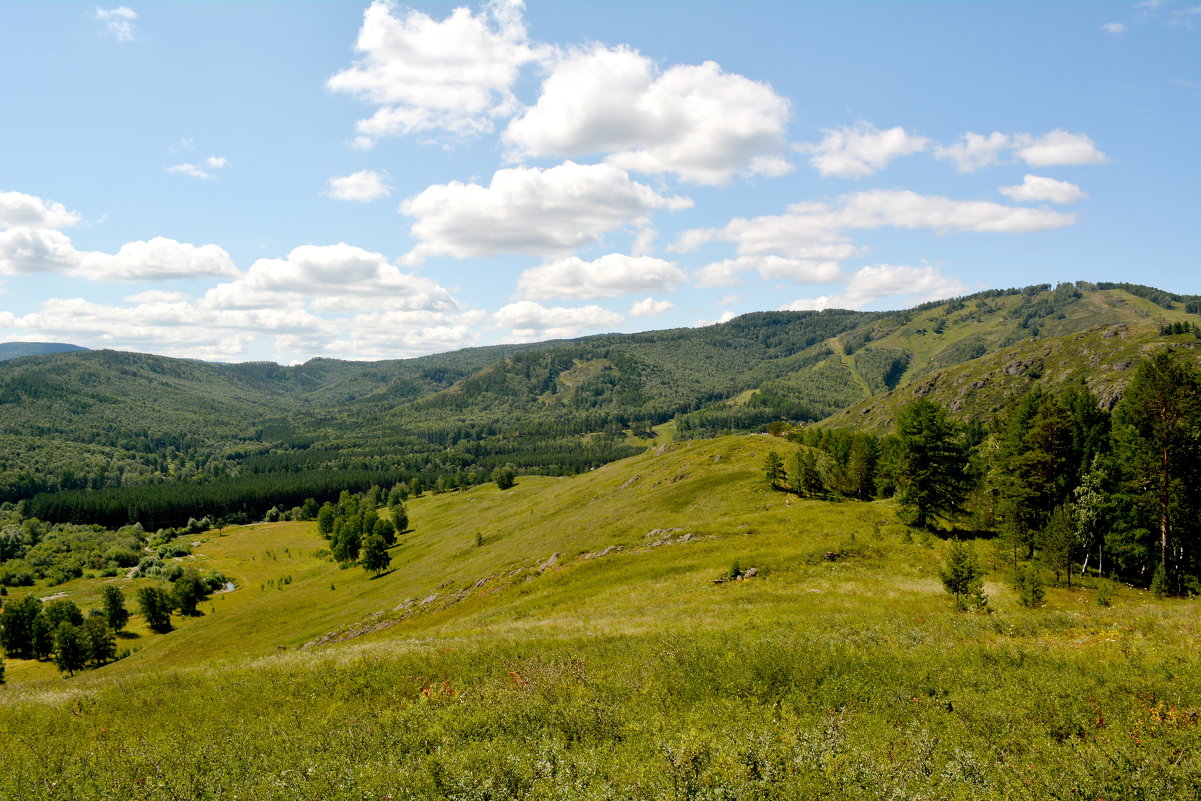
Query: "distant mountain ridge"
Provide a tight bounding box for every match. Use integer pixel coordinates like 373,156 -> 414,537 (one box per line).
2,281 -> 1200,511
0,342 -> 88,362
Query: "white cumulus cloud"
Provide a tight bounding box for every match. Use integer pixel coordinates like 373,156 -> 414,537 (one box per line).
204,243 -> 457,313
695,255 -> 843,288
803,122 -> 929,178
0,227 -> 236,281
934,132 -> 1016,173
0,190 -> 82,229
400,161 -> 691,264
1102,22 -> 1127,33
81,238 -> 238,281
328,0 -> 544,146
1014,130 -> 1108,167
505,45 -> 792,185
935,129 -> 1107,172
493,300 -> 623,341
515,254 -> 686,300
628,297 -> 674,318
325,170 -> 392,202
782,264 -> 968,312
999,174 -> 1088,204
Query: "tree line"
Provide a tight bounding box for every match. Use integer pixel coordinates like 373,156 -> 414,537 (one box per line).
763,349 -> 1201,593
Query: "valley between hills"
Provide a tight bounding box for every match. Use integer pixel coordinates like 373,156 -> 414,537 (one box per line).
2,280 -> 1201,799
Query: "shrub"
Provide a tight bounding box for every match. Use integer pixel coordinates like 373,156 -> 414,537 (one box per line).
940,541 -> 988,612
1013,564 -> 1046,608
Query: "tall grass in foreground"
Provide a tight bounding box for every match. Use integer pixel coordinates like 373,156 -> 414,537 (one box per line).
3,619 -> 1199,800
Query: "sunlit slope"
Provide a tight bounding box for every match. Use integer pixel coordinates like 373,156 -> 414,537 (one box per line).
24,434 -> 904,680
822,322 -> 1201,433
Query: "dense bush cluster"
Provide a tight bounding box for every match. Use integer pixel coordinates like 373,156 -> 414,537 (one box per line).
0,587 -> 129,675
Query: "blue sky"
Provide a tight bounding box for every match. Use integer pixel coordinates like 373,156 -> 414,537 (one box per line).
0,1 -> 1197,362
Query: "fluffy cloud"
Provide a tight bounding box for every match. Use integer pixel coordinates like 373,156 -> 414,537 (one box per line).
0,228 -> 82,274
1014,130 -> 1108,167
82,238 -> 238,281
319,309 -> 486,360
936,130 -> 1107,172
781,264 -> 968,311
628,297 -> 674,318
695,255 -> 842,288
325,170 -> 391,202
492,300 -> 623,341
934,132 -> 1015,173
515,254 -> 685,300
1102,22 -> 1127,33
400,161 -> 691,263
999,174 -> 1087,204
835,189 -> 1076,232
803,122 -> 929,178
505,45 -> 792,184
328,0 -> 543,145
204,243 -> 457,313
167,156 -> 228,180
0,228 -> 237,280
0,190 -> 82,229
678,190 -> 1073,256
96,6 -> 138,42
678,189 -> 1072,289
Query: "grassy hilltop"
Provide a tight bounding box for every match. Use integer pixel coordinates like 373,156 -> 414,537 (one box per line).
3,435 -> 1200,799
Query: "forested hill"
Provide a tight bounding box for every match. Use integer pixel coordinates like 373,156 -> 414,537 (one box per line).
4,281 -> 1200,525
0,342 -> 87,361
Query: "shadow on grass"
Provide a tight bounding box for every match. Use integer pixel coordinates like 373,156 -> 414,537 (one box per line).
368,568 -> 398,581
115,631 -> 141,640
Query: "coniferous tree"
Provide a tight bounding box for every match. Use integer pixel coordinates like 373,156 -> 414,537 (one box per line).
1040,504 -> 1079,588
1013,563 -> 1046,608
940,541 -> 987,611
1112,350 -> 1201,587
763,452 -> 785,490
894,399 -> 968,529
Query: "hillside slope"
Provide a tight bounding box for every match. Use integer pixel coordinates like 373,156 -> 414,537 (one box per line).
822,322 -> 1201,433
3,282 -> 1199,512
3,433 -> 1200,799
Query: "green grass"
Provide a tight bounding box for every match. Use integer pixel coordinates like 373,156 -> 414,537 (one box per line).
3,434 -> 1201,798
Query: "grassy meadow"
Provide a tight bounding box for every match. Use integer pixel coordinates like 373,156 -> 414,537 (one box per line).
2,435 -> 1200,798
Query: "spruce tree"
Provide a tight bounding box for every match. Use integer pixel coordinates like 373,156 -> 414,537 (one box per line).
763,452 -> 785,490
895,399 -> 968,529
940,541 -> 987,611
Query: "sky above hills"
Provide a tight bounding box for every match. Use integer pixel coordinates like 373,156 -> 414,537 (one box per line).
1,1 -> 1198,362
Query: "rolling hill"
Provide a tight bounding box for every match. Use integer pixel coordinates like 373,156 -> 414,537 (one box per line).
2,281 -> 1199,522
2,433 -> 1199,798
